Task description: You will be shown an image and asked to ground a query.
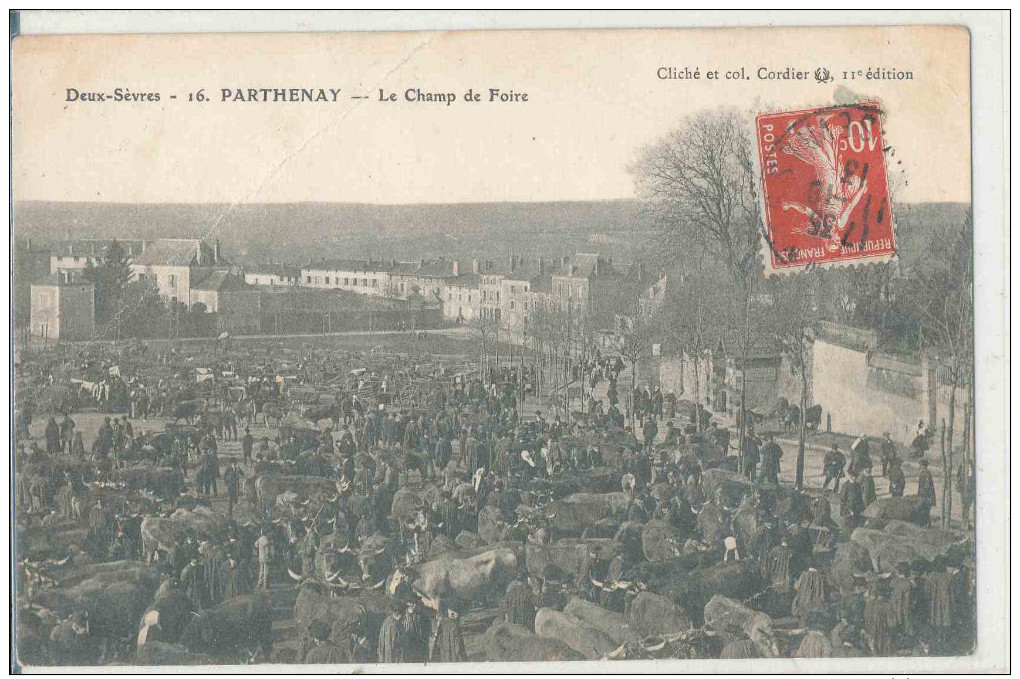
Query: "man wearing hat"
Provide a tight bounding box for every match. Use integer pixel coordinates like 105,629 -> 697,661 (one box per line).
339,615 -> 373,663
302,619 -> 346,664
839,471 -> 866,533
759,433 -> 784,487
887,458 -> 906,497
540,563 -> 568,611
224,462 -> 244,518
502,565 -> 537,628
181,555 -> 207,611
429,595 -> 467,663
879,432 -> 897,477
241,427 -> 254,467
822,443 -> 846,492
916,459 -> 936,526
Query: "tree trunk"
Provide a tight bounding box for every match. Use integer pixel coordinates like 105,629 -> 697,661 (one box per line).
939,418 -> 947,527
693,353 -> 701,433
630,359 -> 637,431
796,358 -> 808,490
737,293 -> 751,471
945,369 -> 958,527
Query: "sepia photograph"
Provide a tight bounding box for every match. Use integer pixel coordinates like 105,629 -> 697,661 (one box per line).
8,12 -> 1009,673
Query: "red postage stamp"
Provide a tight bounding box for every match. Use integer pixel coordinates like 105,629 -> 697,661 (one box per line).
756,102 -> 896,271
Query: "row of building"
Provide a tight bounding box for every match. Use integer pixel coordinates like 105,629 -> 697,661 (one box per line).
22,237 -> 653,342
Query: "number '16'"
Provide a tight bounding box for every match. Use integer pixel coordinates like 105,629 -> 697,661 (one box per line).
840,119 -> 878,152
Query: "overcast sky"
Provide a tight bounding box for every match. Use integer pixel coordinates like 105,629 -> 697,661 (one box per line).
13,26 -> 970,205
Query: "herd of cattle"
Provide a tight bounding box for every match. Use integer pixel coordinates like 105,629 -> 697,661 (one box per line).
13,338 -> 976,667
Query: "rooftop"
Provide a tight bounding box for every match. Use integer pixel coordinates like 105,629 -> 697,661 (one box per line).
131,239 -> 203,267
192,270 -> 252,292
304,259 -> 402,273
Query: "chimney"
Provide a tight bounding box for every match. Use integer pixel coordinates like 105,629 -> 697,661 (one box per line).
419,258 -> 425,268
472,259 -> 480,274
141,240 -> 147,253
214,239 -> 221,264
452,261 -> 459,276
569,264 -> 576,276
68,242 -> 73,256
196,241 -> 203,264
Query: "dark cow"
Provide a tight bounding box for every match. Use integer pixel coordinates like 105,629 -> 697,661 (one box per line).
33,561 -> 162,662
301,404 -> 340,426
172,399 -> 206,425
178,592 -> 274,661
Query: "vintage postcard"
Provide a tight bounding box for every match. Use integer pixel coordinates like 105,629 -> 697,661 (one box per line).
9,14 -> 1008,674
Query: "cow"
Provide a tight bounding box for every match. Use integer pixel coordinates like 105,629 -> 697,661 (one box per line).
542,492 -> 632,537
136,588 -> 194,650
395,547 -> 518,605
302,404 -> 340,426
291,581 -> 389,653
112,467 -> 185,498
524,538 -> 613,582
178,592 -> 274,661
563,598 -> 636,647
850,522 -> 969,573
483,622 -> 584,662
534,607 -> 619,660
350,533 -> 403,586
862,495 -> 930,525
135,641 -> 215,666
660,560 -> 763,627
628,591 -> 694,639
140,507 -> 226,562
261,403 -> 285,428
172,399 -> 206,425
254,475 -> 337,514
32,561 -> 162,662
703,594 -> 779,658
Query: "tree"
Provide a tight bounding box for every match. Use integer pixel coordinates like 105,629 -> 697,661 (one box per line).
766,273 -> 820,489
904,211 -> 974,526
632,108 -> 764,463
617,314 -> 658,429
84,239 -> 134,328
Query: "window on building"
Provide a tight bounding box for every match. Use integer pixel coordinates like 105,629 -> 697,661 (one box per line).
306,276 -> 311,283
399,283 -> 404,293
372,280 -> 378,288
169,274 -> 176,287
496,291 -> 500,302
510,301 -> 515,310
326,277 -> 331,285
511,285 -> 516,294
361,278 -> 368,286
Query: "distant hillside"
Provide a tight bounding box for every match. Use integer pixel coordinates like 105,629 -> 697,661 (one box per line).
12,200 -> 658,266
12,199 -> 968,268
